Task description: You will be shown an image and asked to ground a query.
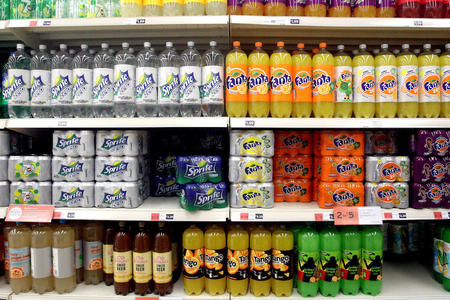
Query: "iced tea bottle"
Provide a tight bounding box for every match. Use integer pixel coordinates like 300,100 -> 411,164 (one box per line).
353,44 -> 375,118
376,0 -> 396,16
422,0 -> 443,17
9,223 -> 32,294
312,42 -> 335,118
170,226 -> 180,283
249,225 -> 271,297
205,224 -> 227,295
31,223 -> 53,294
227,224 -> 249,296
73,222 -> 83,283
334,45 -> 353,118
153,222 -> 173,296
83,222 -> 104,285
270,41 -> 293,118
3,222 -> 14,284
418,44 -> 441,117
113,221 -> 132,295
242,0 -> 264,14
292,43 -> 312,117
328,0 -> 351,16
134,222 -> 153,295
183,225 -> 204,295
396,0 -> 422,17
305,0 -> 327,15
271,227 -> 294,297
353,0 -> 376,16
287,0 -> 304,15
53,220 -> 76,294
103,222 -> 115,286
397,44 -> 419,118
440,43 -> 450,118
248,42 -> 270,118
265,0 -> 287,15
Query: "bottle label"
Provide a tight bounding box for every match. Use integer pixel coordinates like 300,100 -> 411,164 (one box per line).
354,0 -> 376,7
136,67 -> 157,104
293,65 -> 312,103
75,239 -> 82,269
2,70 -> 8,102
133,251 -> 152,283
313,65 -> 335,102
297,250 -> 319,283
376,65 -> 397,102
270,64 -> 292,101
248,65 -> 269,101
339,249 -> 361,280
51,69 -> 73,105
184,0 -> 202,3
319,250 -> 340,282
362,249 -> 382,281
180,66 -> 201,104
330,0 -> 350,7
226,64 -> 247,102
433,238 -> 443,273
93,68 -> 114,105
83,241 -> 102,271
201,66 -> 224,104
30,70 -> 51,105
153,251 -> 172,284
305,0 -> 326,5
287,0 -> 305,7
250,249 -> 271,281
444,242 -> 450,279
143,0 -> 163,5
398,65 -> 418,102
31,247 -> 51,279
419,66 -> 440,103
205,247 -> 226,279
103,244 -> 113,274
183,248 -> 204,279
335,66 -> 352,103
53,246 -> 75,279
158,67 -> 180,104
6,69 -> 30,105
353,66 -> 375,103
113,250 -> 132,283
227,249 -> 249,280
272,249 -> 293,281
72,68 -> 93,104
114,64 -> 136,102
441,65 -> 450,103
9,246 -> 30,279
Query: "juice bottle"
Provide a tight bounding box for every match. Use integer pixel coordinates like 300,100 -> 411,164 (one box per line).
250,225 -> 271,296
206,0 -> 227,15
418,44 -> 441,118
270,41 -> 292,118
170,226 -> 180,283
3,223 -> 14,284
183,225 -> 204,295
31,223 -> 53,294
185,0 -> 205,15
376,0 -> 395,16
265,0 -> 287,15
103,222 -> 115,286
120,0 -> 143,16
297,224 -> 319,297
440,43 -> 450,117
271,227 -> 294,297
113,221 -> 132,295
73,222 -> 83,284
375,44 -> 398,118
228,0 -> 243,14
305,0 -> 327,15
287,0 -> 304,15
226,41 -> 248,117
144,0 -> 163,15
353,44 -> 375,118
248,42 -> 270,118
353,0 -> 376,16
242,0 -> 264,14
133,222 -> 153,295
9,223 -> 32,294
445,0 -> 450,17
205,224 -> 227,295
396,0 -> 421,17
397,43 -> 419,118
227,224 -> 249,296
422,0 -> 443,17
328,0 -> 351,16
53,220 -> 76,294
443,227 -> 450,291
292,43 -> 312,118
163,0 -> 183,15
83,222 -> 104,285
361,226 -> 383,296
340,226 -> 361,295
334,44 -> 353,118
319,225 -> 340,297
312,42 -> 335,118
290,225 -> 303,289
153,222 -> 173,296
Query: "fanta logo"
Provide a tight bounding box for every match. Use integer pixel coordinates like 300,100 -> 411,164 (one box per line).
161,73 -> 180,98
282,184 -> 302,195
179,72 -> 197,98
284,162 -> 304,174
312,69 -> 332,95
244,163 -> 263,176
201,72 -> 222,97
242,190 -> 262,202
101,161 -> 128,176
156,182 -> 179,195
283,136 -> 303,147
136,73 -> 156,98
427,186 -> 443,201
52,75 -> 71,99
242,138 -> 263,151
423,75 -> 440,94
433,137 -> 449,153
336,161 -> 358,176
340,71 -> 352,81
4,75 -> 26,99
379,75 -> 397,95
442,75 -> 450,95
58,161 -> 83,176
103,189 -> 127,204
31,76 -> 45,98
405,75 -> 418,94
270,68 -> 291,92
195,188 -> 224,207
248,69 -> 269,90
59,188 -> 84,203
376,186 -> 398,203
333,135 -> 355,149
56,134 -> 81,149
360,75 -> 375,95
93,74 -> 113,98
101,135 -> 128,150
185,161 -> 216,178
295,71 -> 311,89
332,188 -> 354,204
431,163 -> 446,179
226,68 -> 247,93
381,162 -> 402,180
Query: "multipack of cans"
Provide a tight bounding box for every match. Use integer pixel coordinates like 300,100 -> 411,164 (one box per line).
180,182 -> 227,211
52,130 -> 96,157
151,155 -> 180,197
95,130 -> 148,157
365,182 -> 409,209
94,180 -> 147,208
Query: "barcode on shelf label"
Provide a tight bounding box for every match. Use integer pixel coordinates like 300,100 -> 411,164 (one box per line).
57,120 -> 67,127
151,213 -> 174,221
245,120 -> 255,127
54,211 -> 76,219
412,20 -> 423,27
240,212 -> 263,221
136,18 -> 146,24
442,211 -> 450,219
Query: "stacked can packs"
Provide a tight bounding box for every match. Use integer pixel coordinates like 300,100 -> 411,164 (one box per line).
229,130 -> 274,208
0,131 -> 10,206
151,155 -> 180,197
409,130 -> 450,209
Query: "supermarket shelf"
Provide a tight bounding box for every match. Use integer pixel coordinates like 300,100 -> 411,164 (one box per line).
0,279 -> 10,300
0,119 -> 6,129
0,20 -> 17,47
0,207 -> 7,219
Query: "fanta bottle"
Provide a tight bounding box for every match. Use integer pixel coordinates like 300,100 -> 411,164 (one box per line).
319,225 -> 340,297
334,45 -> 353,118
249,225 -> 271,297
328,0 -> 351,16
265,0 -> 287,15
182,225 -> 204,295
375,44 -> 398,118
270,42 -> 292,118
272,227 -> 293,297
376,0 -> 396,16
361,226 -> 383,296
312,42 -> 335,118
440,43 -> 450,117
305,0 -> 327,15
226,41 -> 248,117
248,42 -> 270,118
242,0 -> 264,14
353,44 -> 375,118
204,225 -> 226,295
397,44 -> 419,118
228,0 -> 243,14
292,43 -> 312,118
353,0 -> 376,16
418,44 -> 441,118
227,225 -> 249,297
287,0 -> 304,15
297,224 -> 319,297
340,226 -> 361,295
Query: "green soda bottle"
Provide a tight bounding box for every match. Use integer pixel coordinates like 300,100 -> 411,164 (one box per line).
290,224 -> 303,289
361,226 -> 383,296
319,225 -> 340,297
36,0 -> 52,18
297,224 -> 319,297
340,226 -> 361,295
443,227 -> 450,292
433,223 -> 446,283
11,0 -> 35,19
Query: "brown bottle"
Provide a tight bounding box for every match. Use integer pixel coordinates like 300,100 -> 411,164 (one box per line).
113,222 -> 132,295
103,223 -> 115,286
133,222 -> 153,296
83,222 -> 104,285
3,222 -> 14,283
153,222 -> 173,296
73,222 -> 83,283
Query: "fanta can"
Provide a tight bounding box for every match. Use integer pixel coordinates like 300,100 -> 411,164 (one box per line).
418,44 -> 440,118
319,131 -> 365,156
312,43 -> 335,118
292,43 -> 312,118
353,44 -> 375,118
270,42 -> 292,118
274,155 -> 313,179
440,43 -> 450,118
275,130 -> 313,155
248,42 -> 270,118
318,182 -> 365,209
204,225 -> 226,295
375,44 -> 398,118
272,227 -> 294,297
334,45 -> 353,118
226,41 -> 248,117
183,225 -> 205,295
249,226 -> 271,297
227,225 -> 249,297
397,44 -> 419,118
319,156 -> 364,182
274,178 -> 312,202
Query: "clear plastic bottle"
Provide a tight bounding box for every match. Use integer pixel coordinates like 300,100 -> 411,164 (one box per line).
185,0 -> 205,14
31,44 -> 52,118
144,0 -> 163,15
7,43 -> 31,118
1,59 -> 9,119
31,223 -> 54,294
55,0 -> 70,17
72,44 -> 94,118
93,43 -> 115,118
202,41 -> 224,117
180,41 -> 202,117
121,0 -> 143,16
9,223 -> 32,294
83,222 -> 104,285
53,220 -> 76,294
136,42 -> 159,117
206,0 -> 227,14
163,0 -> 183,15
158,42 -> 180,117
114,42 -> 137,117
334,44 -> 353,118
375,43 -> 398,118
397,44 -> 419,118
52,44 -> 73,118
69,49 -> 76,58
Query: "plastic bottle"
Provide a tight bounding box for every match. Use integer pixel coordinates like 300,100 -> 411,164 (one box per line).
305,0 -> 327,15
9,223 -> 32,294
158,42 -> 180,117
92,0 -> 112,17
292,43 -> 312,118
114,42 -> 136,117
7,43 -> 31,118
93,43 -> 114,118
272,227 -> 293,297
361,226 -> 383,296
185,0 -> 205,14
1,0 -> 11,20
290,225 -> 303,289
353,0 -> 376,16
31,223 -> 53,294
103,223 -> 115,286
170,226 -> 180,283
113,221 -> 132,295
422,0 -> 443,17
265,0 -> 287,15
30,44 -> 52,118
396,0 -> 421,17
375,44 -> 398,118
163,0 -> 183,15
226,41 -> 248,117
52,44 -> 73,118
445,0 -> 450,17
133,222 -> 153,295
297,224 -> 319,297
227,224 -> 249,297
228,0 -> 243,14
443,227 -> 450,292
319,225 -> 340,297
433,224 -> 445,283
249,225 -> 271,297
353,44 -> 375,118
204,224 -> 226,295
179,41 -> 202,117
242,0 -> 264,14
3,223 -> 14,284
183,225 -> 204,295
376,0 -> 395,16
206,0 -> 227,14
440,43 -> 450,118
334,44 -> 352,118
83,222 -> 104,285
53,220 -> 76,294
72,44 -> 94,118
312,42 -> 335,118
144,0 -> 163,15
136,42 -> 159,117
1,60 -> 8,118
248,42 -> 270,118
397,43 -> 419,118
153,222 -> 173,295
286,0 -> 304,14
328,0 -> 351,16
54,0 -> 69,17
270,41 -> 292,118
418,44 -> 441,118
340,226 -> 361,295
201,41 -> 225,117
121,0 -> 143,16
73,222 -> 83,284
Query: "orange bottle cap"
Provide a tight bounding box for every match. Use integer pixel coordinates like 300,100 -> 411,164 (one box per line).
233,41 -> 240,47
277,41 -> 284,47
255,41 -> 262,47
312,48 -> 319,54
297,43 -> 304,49
319,42 -> 327,48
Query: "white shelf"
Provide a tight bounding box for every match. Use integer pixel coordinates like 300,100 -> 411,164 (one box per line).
0,280 -> 10,300
0,119 -> 6,129
0,207 -> 7,219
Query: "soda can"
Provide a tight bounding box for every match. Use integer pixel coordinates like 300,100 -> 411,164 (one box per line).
0,181 -> 9,206
411,183 -> 445,209
0,156 -> 7,181
141,176 -> 151,199
95,181 -> 143,208
388,223 -> 408,255
180,182 -> 227,211
0,130 -> 10,155
176,156 -> 223,184
52,130 -> 95,157
365,182 -> 408,209
314,155 -> 321,178
96,130 -> 140,156
319,131 -> 364,156
274,155 -> 313,179
442,182 -> 450,209
312,178 -> 320,202
275,130 -> 312,155
230,183 -> 274,208
318,182 -> 364,209
365,156 -> 410,182
228,156 -> 273,183
52,157 -> 95,182
52,182 -> 95,207
412,156 -> 447,183
407,223 -> 420,253
364,130 -> 398,155
319,156 -> 364,182
152,155 -> 177,176
274,178 -> 312,203
95,156 -> 143,182
10,181 -> 52,205
198,131 -> 226,153
8,155 -> 51,182
138,130 -> 149,155
410,130 -> 449,157
313,131 -> 321,156
230,130 -> 275,157
151,174 -> 180,197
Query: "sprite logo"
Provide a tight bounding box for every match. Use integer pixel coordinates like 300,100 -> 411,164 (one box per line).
103,189 -> 127,204
101,161 -> 128,176
155,157 -> 176,173
136,73 -> 156,98
101,134 -> 128,150
202,72 -> 222,98
93,74 -> 112,99
195,187 -> 224,207
179,72 -> 197,98
52,75 -> 71,99
156,181 -> 179,196
185,160 -> 216,178
4,75 -> 26,100
56,134 -> 81,149
30,76 -> 45,98
72,74 -> 88,98
114,71 -> 131,95
58,161 -> 83,176
161,73 -> 180,98
59,187 -> 84,203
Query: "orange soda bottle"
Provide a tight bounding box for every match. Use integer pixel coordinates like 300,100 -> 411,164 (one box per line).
248,42 -> 270,117
265,0 -> 287,15
228,0 -> 243,14
242,0 -> 264,14
312,42 -> 335,118
328,0 -> 351,16
376,0 -> 396,17
250,225 -> 271,296
287,0 -> 305,15
226,41 -> 248,117
204,224 -> 226,295
270,41 -> 293,118
353,0 -> 376,16
182,225 -> 204,295
227,225 -> 249,296
292,43 -> 312,117
305,0 -> 327,16
271,226 -> 294,297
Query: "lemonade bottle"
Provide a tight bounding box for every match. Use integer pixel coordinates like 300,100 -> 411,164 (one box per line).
163,0 -> 183,15
328,0 -> 351,16
270,41 -> 292,118
144,0 -> 163,15
206,0 -> 227,14
31,223 -> 53,294
53,220 -> 76,294
120,0 -> 143,16
305,0 -> 327,16
353,0 -> 376,16
312,42 -> 335,118
272,227 -> 294,297
375,44 -> 398,118
353,44 -> 375,118
185,0 -> 204,14
334,44 -> 353,118
297,224 -> 319,297
248,42 -> 270,118
226,41 -> 248,117
227,225 -> 249,297
292,43 -> 312,118
418,44 -> 441,118
440,43 -> 450,117
397,44 -> 419,118
242,0 -> 264,14
250,225 -> 271,297
182,225 -> 204,295
9,223 -> 32,294
265,0 -> 287,15
204,224 -> 226,295
228,0 -> 242,14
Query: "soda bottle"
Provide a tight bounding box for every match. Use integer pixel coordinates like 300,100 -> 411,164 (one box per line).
248,41 -> 270,118
185,0 -> 205,14
113,42 -> 136,117
31,223 -> 53,294
54,0 -> 69,17
73,222 -> 83,284
53,220 -> 76,294
340,226 -> 361,295
201,41 -> 224,117
353,44 -> 375,118
422,0 -> 443,17
312,42 -> 335,118
121,0 -> 143,16
226,41 -> 248,117
112,0 -> 122,16
114,221 -> 132,295
305,0 -> 326,15
206,0 -> 227,14
375,44 -> 398,118
249,225 -> 271,297
397,43 -> 419,118
9,223 -> 32,294
440,43 -> 450,118
445,0 -> 450,17
133,222 -> 152,295
418,44 -> 440,118
376,0 -> 395,16
92,0 -> 112,17
52,44 -> 73,118
93,43 -> 114,118
1,59 -> 9,118
361,226 -> 383,296
319,225 -> 340,297
242,0 -> 264,14
265,0 -> 287,15
3,223 -> 14,284
334,44 -> 353,118
158,42 -> 180,117
30,44 -> 52,118
227,224 -> 249,296
72,44 -> 94,118
228,0 -> 243,14
179,41 -> 202,117
204,224 -> 226,295
136,42 -> 158,117
183,225 -> 204,295
71,0 -> 90,17
163,0 -> 183,15
103,222 -> 115,286
83,222 -> 104,285
170,226 -> 180,283
297,224 -> 319,297
144,0 -> 163,15
433,224 -> 445,283
292,43 -> 312,118
7,43 -> 31,118
153,222 -> 173,296
396,0 -> 421,17
328,0 -> 351,16
290,225 -> 303,289
443,227 -> 450,291
36,0 -> 52,18
353,0 -> 376,15
270,41 -> 292,118
272,227 -> 293,297
287,0 -> 304,15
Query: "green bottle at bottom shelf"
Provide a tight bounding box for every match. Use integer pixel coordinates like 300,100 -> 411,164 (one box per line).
361,226 -> 383,296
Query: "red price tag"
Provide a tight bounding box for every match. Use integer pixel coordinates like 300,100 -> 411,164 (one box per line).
384,212 -> 393,220
314,213 -> 323,222
136,297 -> 159,300
151,213 -> 160,221
434,212 -> 443,220
334,207 -> 359,225
6,205 -> 54,223
240,213 -> 248,221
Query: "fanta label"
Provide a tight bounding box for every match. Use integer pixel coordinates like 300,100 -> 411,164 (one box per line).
312,65 -> 334,102
375,185 -> 398,204
398,66 -> 418,102
430,162 -> 446,180
293,65 -> 312,103
434,136 -> 449,155
376,66 -> 397,102
332,188 -> 359,206
441,66 -> 450,103
335,66 -> 352,103
353,66 -> 375,103
248,65 -> 269,102
227,249 -> 249,280
380,162 -> 402,181
270,64 -> 292,102
226,64 -> 247,102
419,66 -> 440,102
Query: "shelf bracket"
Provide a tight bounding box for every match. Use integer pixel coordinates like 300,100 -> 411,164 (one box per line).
8,28 -> 40,50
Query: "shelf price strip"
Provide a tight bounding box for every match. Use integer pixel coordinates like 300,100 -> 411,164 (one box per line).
151,213 -> 174,221
383,211 -> 408,220
136,297 -> 181,300
334,207 -> 382,225
314,212 -> 334,222
240,212 -> 264,221
6,205 -> 54,223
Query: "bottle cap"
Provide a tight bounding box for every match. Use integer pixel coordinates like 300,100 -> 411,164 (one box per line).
166,41 -> 173,47
210,41 -> 217,47
60,44 -> 67,50
138,221 -> 145,228
277,41 -> 284,47
423,44 -> 431,50
122,42 -> 129,48
381,44 -> 388,50
233,41 -> 240,47
39,44 -> 47,50
359,44 -> 367,50
445,43 -> 450,50
297,43 -> 304,49
187,41 -> 194,47
255,41 -> 262,48
81,44 -> 88,50
337,44 -> 344,50
17,43 -> 24,50
119,221 -> 126,227
144,42 -> 151,48
101,43 -> 109,49
402,44 -> 409,50
319,42 -> 327,48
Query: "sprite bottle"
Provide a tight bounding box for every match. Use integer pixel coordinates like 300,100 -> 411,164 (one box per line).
340,226 -> 361,295
11,0 -> 35,19
361,226 -> 383,296
1,60 -> 8,118
319,224 -> 340,297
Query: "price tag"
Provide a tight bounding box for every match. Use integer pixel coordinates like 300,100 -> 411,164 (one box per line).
31,20 -> 51,27
53,211 -> 76,219
434,211 -> 443,220
314,212 -> 334,222
57,120 -> 67,127
385,211 -> 407,220
136,297 -> 159,300
151,213 -> 174,221
358,207 -> 382,225
411,20 -> 424,27
240,212 -> 263,221
334,207 -> 382,225
6,205 -> 54,223
136,18 -> 146,24
289,18 -> 300,25
245,120 -> 255,127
